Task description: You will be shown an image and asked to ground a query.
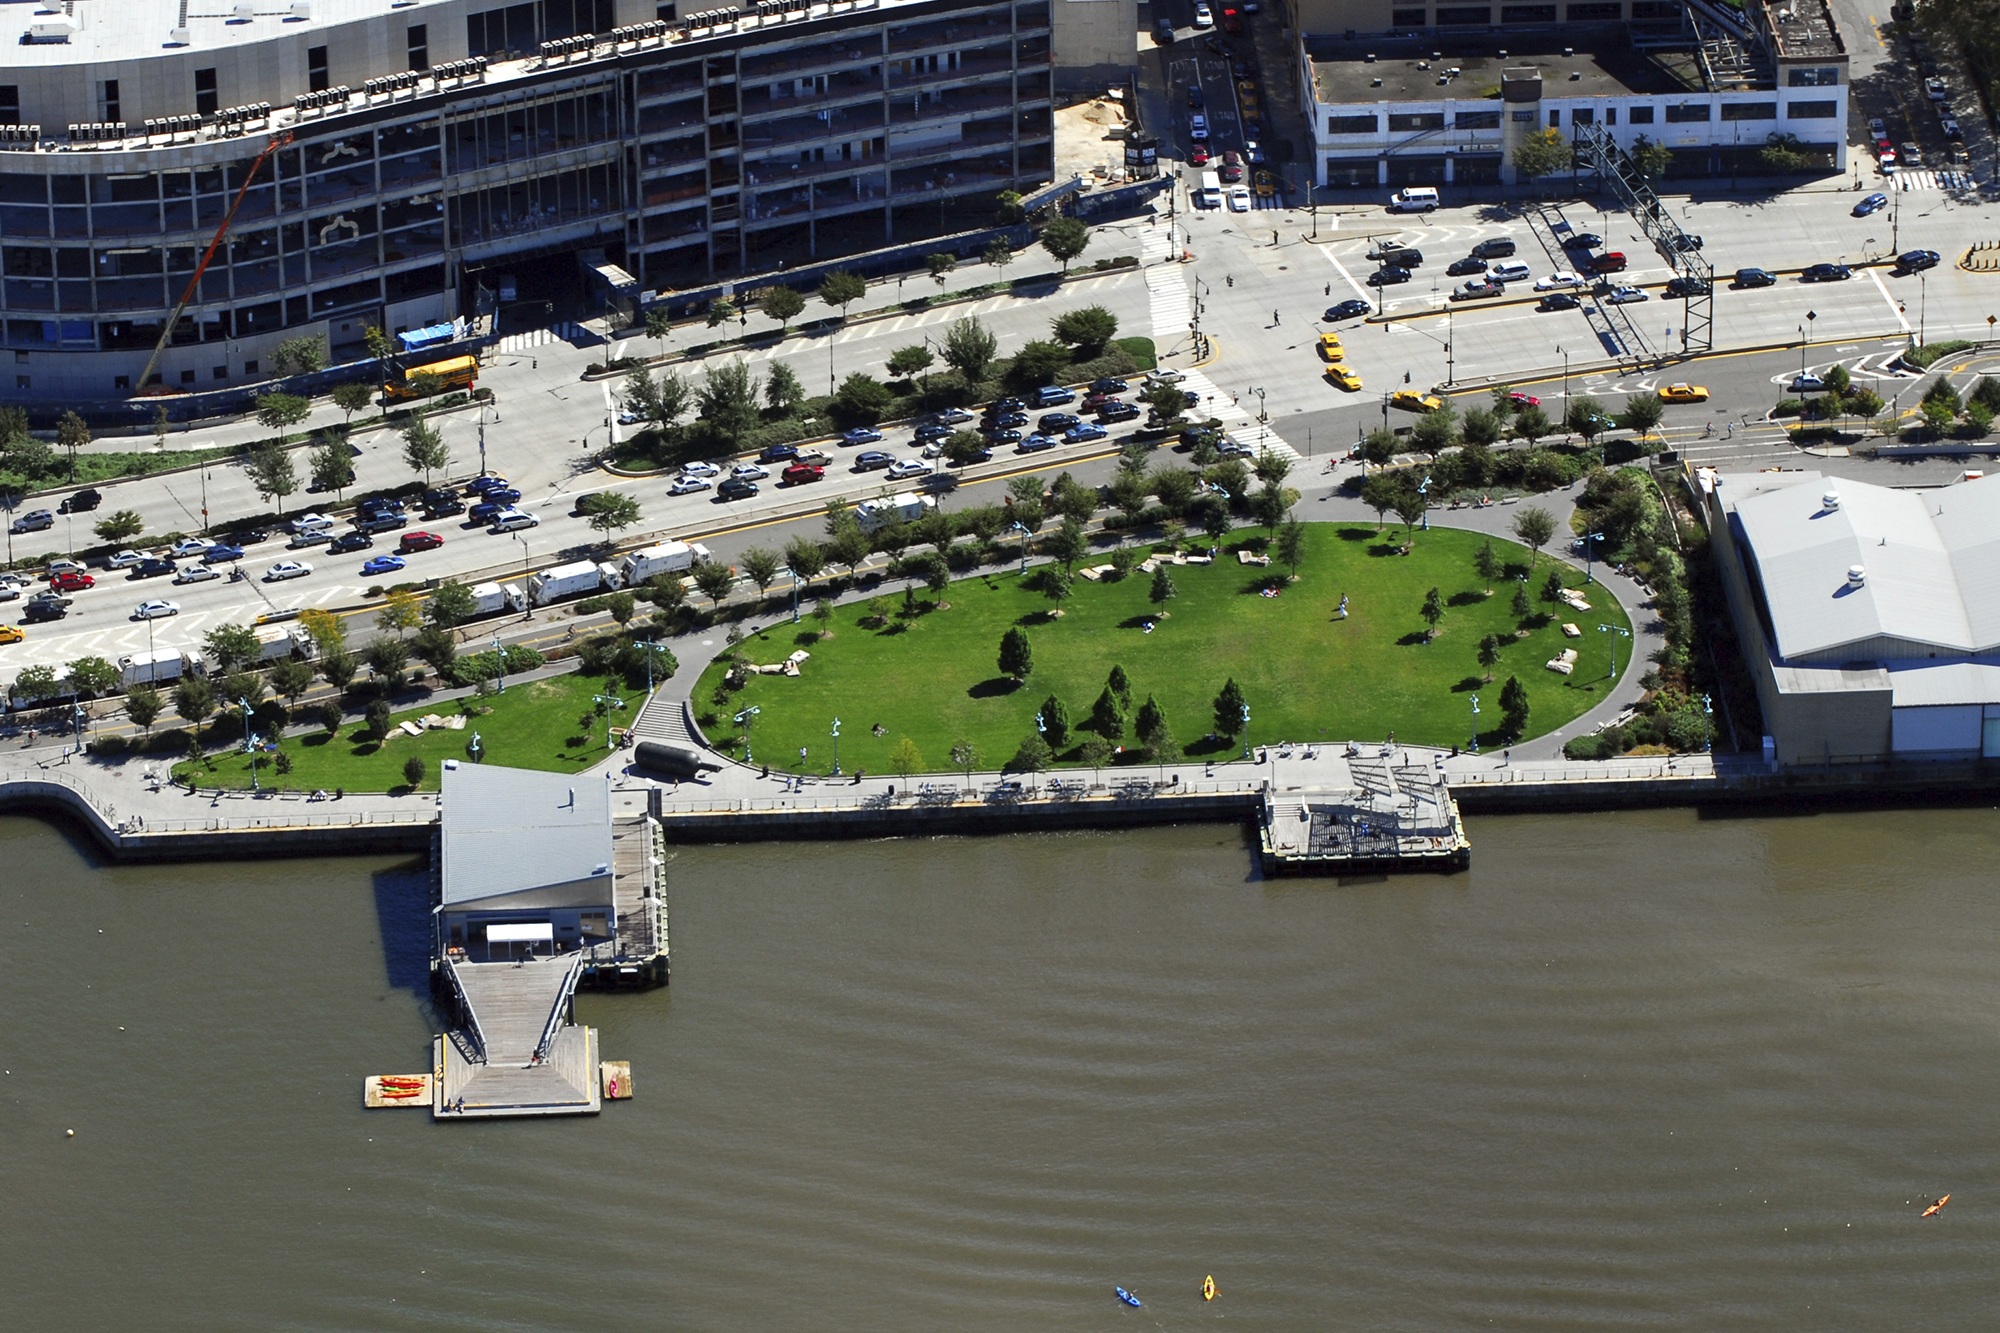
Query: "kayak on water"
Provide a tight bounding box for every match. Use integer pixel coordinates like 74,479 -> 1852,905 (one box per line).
1115,1287 -> 1141,1307
1203,1274 -> 1217,1300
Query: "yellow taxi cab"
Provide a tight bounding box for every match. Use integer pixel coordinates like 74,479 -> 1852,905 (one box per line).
0,625 -> 23,645
1657,382 -> 1710,403
1391,388 -> 1444,413
1253,169 -> 1275,197
1324,363 -> 1364,391
1316,332 -> 1344,361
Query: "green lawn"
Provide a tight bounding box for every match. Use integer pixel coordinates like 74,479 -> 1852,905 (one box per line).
173,671 -> 634,792
696,523 -> 1632,774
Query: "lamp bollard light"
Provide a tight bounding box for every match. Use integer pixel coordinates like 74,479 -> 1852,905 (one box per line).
1597,623 -> 1632,680
831,715 -> 842,776
493,635 -> 505,693
593,693 -> 627,751
733,705 -> 761,765
239,697 -> 254,754
1240,703 -> 1251,760
1469,694 -> 1480,755
1010,520 -> 1030,575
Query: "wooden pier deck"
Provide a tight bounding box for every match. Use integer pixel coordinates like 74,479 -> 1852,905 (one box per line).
433,956 -> 600,1119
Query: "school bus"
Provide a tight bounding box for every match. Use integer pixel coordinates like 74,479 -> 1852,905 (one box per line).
383,354 -> 478,402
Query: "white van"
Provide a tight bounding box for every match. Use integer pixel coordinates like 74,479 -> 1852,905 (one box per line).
1388,186 -> 1440,213
1198,170 -> 1224,208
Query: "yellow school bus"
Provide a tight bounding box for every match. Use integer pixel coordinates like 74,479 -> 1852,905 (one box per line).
383,354 -> 477,402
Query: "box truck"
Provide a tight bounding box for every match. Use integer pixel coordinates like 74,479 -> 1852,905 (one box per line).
529,560 -> 608,607
619,541 -> 711,586
855,492 -> 936,532
118,647 -> 187,690
467,581 -> 527,618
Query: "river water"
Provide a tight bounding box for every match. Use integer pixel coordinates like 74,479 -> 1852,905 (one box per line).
4,806 -> 1999,1329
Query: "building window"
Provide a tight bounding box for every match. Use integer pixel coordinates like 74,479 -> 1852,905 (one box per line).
1454,109 -> 1500,129
1786,99 -> 1838,119
1566,1 -> 1621,17
1510,108 -> 1535,122
14,375 -> 26,391
1391,6 -> 1427,23
1627,105 -> 1654,124
308,46 -> 329,93
1502,4 -> 1557,20
1604,107 -> 1616,125
408,24 -> 429,72
0,85 -> 17,125
1787,66 -> 1840,87
181,369 -> 197,385
1388,112 -> 1445,132
1571,107 -> 1594,125
194,68 -> 217,117
1548,109 -> 1561,127
1435,6 -> 1492,23
115,375 -> 130,391
101,80 -> 120,123
1720,101 -> 1777,121
244,358 -> 258,375
1665,103 -> 1711,123
1327,113 -> 1380,134
214,365 -> 227,379
656,2 -> 677,18
1631,0 -> 1681,15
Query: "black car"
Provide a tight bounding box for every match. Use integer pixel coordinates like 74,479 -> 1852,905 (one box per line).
1537,292 -> 1581,312
717,477 -> 760,500
1733,267 -> 1778,288
1324,299 -> 1372,321
986,410 -> 1028,429
467,501 -> 508,524
1666,234 -> 1704,252
131,557 -> 177,580
853,450 -> 896,470
423,495 -> 466,518
1367,267 -> 1412,287
1089,377 -> 1129,395
1039,412 -> 1081,432
57,488 -> 102,514
913,424 -> 951,443
465,475 -> 512,496
1563,232 -> 1603,250
1664,276 -> 1711,298
227,527 -> 270,546
1897,249 -> 1942,273
1447,257 -> 1489,276
984,396 -> 1024,416
22,596 -> 69,622
327,531 -> 374,554
983,429 -> 1023,446
1097,401 -> 1141,423
1181,425 -> 1224,449
1802,263 -> 1852,282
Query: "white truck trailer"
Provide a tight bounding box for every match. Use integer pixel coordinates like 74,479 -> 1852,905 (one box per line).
856,492 -> 936,532
118,647 -> 187,689
529,560 -> 609,607
466,581 -> 527,618
620,541 -> 711,586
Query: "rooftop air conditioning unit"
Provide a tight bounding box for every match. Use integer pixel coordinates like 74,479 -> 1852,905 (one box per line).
169,26 -> 191,43
1823,489 -> 1841,510
1847,564 -> 1866,586
290,0 -> 312,18
234,1 -> 255,20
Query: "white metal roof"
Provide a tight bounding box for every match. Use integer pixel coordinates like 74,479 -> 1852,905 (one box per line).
439,762 -> 612,908
1727,471 -> 2000,660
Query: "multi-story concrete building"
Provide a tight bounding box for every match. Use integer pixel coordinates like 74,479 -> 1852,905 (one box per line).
1284,0 -> 1847,191
0,0 -> 1055,403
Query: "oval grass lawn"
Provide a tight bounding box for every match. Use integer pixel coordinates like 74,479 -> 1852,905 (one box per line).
696,523 -> 1630,774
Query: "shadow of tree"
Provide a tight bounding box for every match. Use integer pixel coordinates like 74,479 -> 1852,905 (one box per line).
1447,590 -> 1488,607
968,677 -> 1021,698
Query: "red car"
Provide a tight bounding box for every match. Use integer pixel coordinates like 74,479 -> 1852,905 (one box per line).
1507,392 -> 1541,409
781,463 -> 826,485
1221,6 -> 1242,33
1588,251 -> 1627,274
50,571 -> 94,592
398,530 -> 445,553
1189,144 -> 1210,166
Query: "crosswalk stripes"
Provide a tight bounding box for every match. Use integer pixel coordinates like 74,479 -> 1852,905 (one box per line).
1176,369 -> 1301,464
1894,169 -> 1976,192
495,322 -> 587,353
1139,225 -> 1175,265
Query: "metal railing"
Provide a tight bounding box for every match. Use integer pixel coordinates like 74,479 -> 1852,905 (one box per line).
534,954 -> 588,1063
440,959 -> 489,1065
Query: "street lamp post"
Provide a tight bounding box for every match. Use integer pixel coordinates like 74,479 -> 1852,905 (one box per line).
1597,623 -> 1631,680
1469,694 -> 1480,754
785,565 -> 800,623
593,692 -> 627,751
638,640 -> 668,695
1920,272 -> 1928,347
493,634 -> 505,692
1010,520 -> 1030,575
1240,702 -> 1251,760
1247,385 -> 1268,423
734,705 -> 761,765
512,533 -> 532,619
831,715 -> 842,776
1557,344 -> 1571,426
1800,310 -> 1817,379
1582,531 -> 1603,584
239,697 -> 254,754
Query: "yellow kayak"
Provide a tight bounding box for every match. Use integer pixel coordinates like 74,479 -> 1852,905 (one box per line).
1203,1274 -> 1216,1301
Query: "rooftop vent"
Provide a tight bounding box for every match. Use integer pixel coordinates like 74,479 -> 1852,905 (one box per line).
1569,71 -> 1581,80
1822,489 -> 1840,510
1364,52 -> 1376,62
289,0 -> 311,19
169,26 -> 191,44
232,1 -> 255,21
1564,46 -> 1573,56
1847,564 -> 1866,586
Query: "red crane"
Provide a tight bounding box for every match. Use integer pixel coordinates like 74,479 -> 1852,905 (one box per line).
134,129 -> 294,398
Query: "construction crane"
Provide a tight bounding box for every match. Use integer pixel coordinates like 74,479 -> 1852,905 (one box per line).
134,129 -> 293,398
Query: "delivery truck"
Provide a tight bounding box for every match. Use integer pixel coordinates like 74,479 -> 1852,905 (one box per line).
529,560 -> 610,608
856,492 -> 936,532
118,647 -> 187,690
467,581 -> 527,618
620,541 -> 711,586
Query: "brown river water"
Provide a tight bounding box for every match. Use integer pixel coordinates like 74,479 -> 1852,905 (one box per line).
4,805 -> 1999,1329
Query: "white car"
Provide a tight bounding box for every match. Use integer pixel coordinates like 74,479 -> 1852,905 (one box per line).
264,560 -> 313,582
1189,113 -> 1209,141
1534,271 -> 1582,291
1144,367 -> 1186,386
668,476 -> 713,496
489,508 -> 539,532
1791,373 -> 1827,393
1193,0 -> 1214,25
168,536 -> 215,558
172,564 -> 220,585
616,408 -> 645,426
106,550 -> 151,569
679,460 -> 722,478
1227,185 -> 1252,212
730,463 -> 770,481
886,459 -> 934,480
132,599 -> 180,620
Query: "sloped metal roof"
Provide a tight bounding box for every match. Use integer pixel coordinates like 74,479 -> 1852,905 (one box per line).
439,763 -> 613,908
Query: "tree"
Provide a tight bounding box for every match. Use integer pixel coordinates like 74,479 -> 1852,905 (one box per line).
412,625 -> 458,674
366,636 -> 410,685
1499,675 -> 1531,739
1567,395 -> 1607,441
375,588 -> 422,637
995,189 -> 1026,224
1622,392 -> 1665,439
403,755 -> 428,790
817,268 -> 868,321
1076,734 -> 1113,777
319,649 -> 359,692
889,735 -> 924,776
310,436 -> 356,499
1089,685 -> 1126,741
1006,474 -> 1048,532
1150,466 -> 1198,517
1511,126 -> 1574,181
203,623 -> 263,674
943,429 -> 991,468
1361,426 -> 1400,467
1542,569 -> 1567,604
1008,732 -> 1053,773
1512,582 -> 1533,621
1420,586 -> 1445,640
1213,677 -> 1247,737
579,491 -> 643,543
1275,519 -> 1307,578
1921,396 -> 1958,435
1411,405 -> 1456,459
1390,482 -> 1428,542
887,344 -> 935,380
174,675 -> 216,731
1044,516 -> 1089,570
1627,133 -> 1673,181
739,546 -> 782,598
271,334 -> 328,377
151,403 -> 172,447
698,360 -> 762,447
1051,305 -> 1118,356
404,370 -> 445,403
706,297 -> 738,328
1474,539 -> 1501,582
317,700 -> 344,736
92,509 -> 144,544
1149,565 -> 1178,611
1512,506 -> 1557,565
926,252 -> 957,290
67,655 -> 120,698
605,591 -> 637,627
125,683 -> 165,733
983,237 -> 1015,274
1461,407 -> 1503,448
760,285 -> 806,329
692,559 -> 736,611
1135,695 -> 1175,758
950,737 -> 982,788
782,535 -> 826,592
1513,405 -> 1553,445
826,523 -> 873,580
1040,216 -> 1091,272
298,608 -> 346,656
1107,664 -> 1132,708
765,362 -> 804,413
1139,379 -> 1190,428
271,657 -> 315,704
622,365 -> 692,428
1008,339 -> 1070,389
830,372 -> 894,426
363,324 -> 394,379
401,419 -> 450,484
997,626 -> 1034,681
645,305 -> 673,355
1478,633 -> 1502,683
1036,694 -> 1072,749
255,392 -> 311,435
425,579 -> 478,630
365,699 -> 394,740
942,316 -> 999,383
57,410 -> 90,478
244,443 -> 299,515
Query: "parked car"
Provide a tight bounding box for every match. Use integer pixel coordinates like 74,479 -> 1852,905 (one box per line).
1790,373 -> 1827,393
1488,261 -> 1532,284
1097,401 -> 1142,423
264,560 -> 313,581
987,411 -> 1029,429
781,463 -> 826,485
1452,279 -> 1504,301
1666,234 -> 1704,252
1039,412 -> 1081,433
1226,185 -> 1251,212
488,509 -> 538,531
57,489 -> 102,514
466,475 -> 512,495
1189,143 -> 1210,166
1587,251 -> 1627,274
1368,266 -> 1412,287
913,424 -> 951,444
1802,262 -> 1853,282
200,544 -> 246,564
886,459 -> 933,480
132,558 -> 177,580
1471,237 -> 1518,259
1605,285 -> 1649,305
49,571 -> 94,592
104,550 -> 150,569
1089,378 -> 1129,395
1897,249 -> 1942,273
1664,276 -> 1711,297
1447,257 -> 1489,277
1016,434 -> 1059,453
679,460 -> 722,478
730,463 -> 770,481
327,531 -> 374,554
1189,113 -> 1209,141
1031,385 -> 1077,407
172,564 -> 220,585
9,509 -> 53,534
1562,232 -> 1603,250
467,501 -> 509,525
1065,423 -> 1109,444
757,442 -> 800,463
1534,271 -> 1583,291
984,429 -> 1024,446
